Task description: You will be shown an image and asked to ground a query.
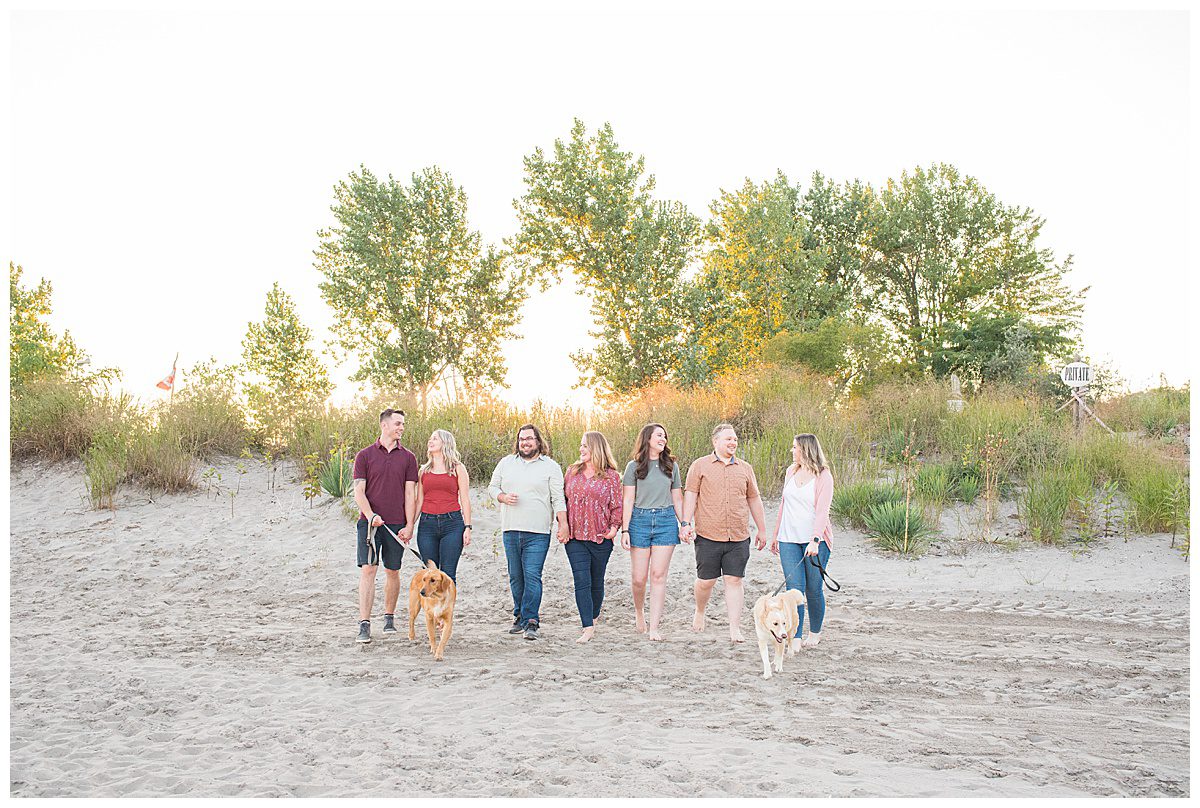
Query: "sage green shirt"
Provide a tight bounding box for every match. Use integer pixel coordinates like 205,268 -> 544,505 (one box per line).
487,454 -> 566,534
622,460 -> 682,510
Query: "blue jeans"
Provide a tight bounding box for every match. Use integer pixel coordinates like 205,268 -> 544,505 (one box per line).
416,510 -> 465,583
503,530 -> 551,625
564,539 -> 614,627
779,541 -> 832,636
627,506 -> 680,548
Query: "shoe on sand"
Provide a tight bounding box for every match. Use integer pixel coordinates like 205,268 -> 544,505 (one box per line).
383,614 -> 396,633
508,617 -> 526,635
524,620 -> 540,641
356,620 -> 371,644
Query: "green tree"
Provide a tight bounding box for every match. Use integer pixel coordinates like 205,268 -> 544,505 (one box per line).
512,120 -> 701,397
763,316 -> 897,393
9,262 -> 111,389
799,172 -> 877,313
933,310 -> 1074,384
864,163 -> 1083,372
241,283 -> 332,442
315,166 -> 528,409
690,172 -> 848,380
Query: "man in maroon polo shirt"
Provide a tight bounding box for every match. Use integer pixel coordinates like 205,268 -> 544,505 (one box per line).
352,408 -> 418,644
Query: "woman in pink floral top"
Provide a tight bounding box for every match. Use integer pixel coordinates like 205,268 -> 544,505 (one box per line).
561,431 -> 623,643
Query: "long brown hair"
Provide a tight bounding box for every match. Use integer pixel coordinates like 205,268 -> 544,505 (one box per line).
789,433 -> 831,476
567,431 -> 619,478
631,423 -> 677,481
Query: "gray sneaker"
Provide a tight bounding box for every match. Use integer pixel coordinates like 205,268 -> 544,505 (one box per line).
508,617 -> 525,635
383,614 -> 396,633
356,620 -> 371,644
523,620 -> 539,641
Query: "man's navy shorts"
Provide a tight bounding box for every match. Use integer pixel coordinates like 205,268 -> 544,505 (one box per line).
357,519 -> 406,570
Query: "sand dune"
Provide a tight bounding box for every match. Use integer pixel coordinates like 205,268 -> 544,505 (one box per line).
8,457 -> 1190,797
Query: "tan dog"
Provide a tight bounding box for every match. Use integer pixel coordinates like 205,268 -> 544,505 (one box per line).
753,589 -> 806,679
407,560 -> 457,661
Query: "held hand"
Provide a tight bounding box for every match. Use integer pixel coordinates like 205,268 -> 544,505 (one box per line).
463,527 -> 472,548
681,526 -> 695,544
557,527 -> 570,544
754,535 -> 766,552
400,526 -> 413,543
370,513 -> 383,527
805,540 -> 820,557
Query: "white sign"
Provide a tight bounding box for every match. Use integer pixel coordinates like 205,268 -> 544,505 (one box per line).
1061,362 -> 1092,388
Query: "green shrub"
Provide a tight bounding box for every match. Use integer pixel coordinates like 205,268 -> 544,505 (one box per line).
1124,457 -> 1189,534
319,451 -> 353,498
125,427 -> 197,493
1020,463 -> 1090,544
832,481 -> 904,530
864,500 -> 936,554
11,379 -> 137,461
914,464 -> 954,506
84,432 -> 127,509
1098,384 -> 1190,435
955,473 -> 982,504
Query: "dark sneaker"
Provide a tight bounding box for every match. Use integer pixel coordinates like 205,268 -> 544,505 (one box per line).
508,617 -> 526,635
524,620 -> 539,641
356,620 -> 371,644
383,614 -> 396,633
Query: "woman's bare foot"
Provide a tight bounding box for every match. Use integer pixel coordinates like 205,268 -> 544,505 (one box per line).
729,627 -> 745,643
634,613 -> 647,634
576,627 -> 595,644
691,611 -> 706,632
789,638 -> 803,655
802,632 -> 821,648
647,629 -> 663,641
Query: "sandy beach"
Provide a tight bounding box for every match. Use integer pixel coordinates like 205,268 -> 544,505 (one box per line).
8,456 -> 1190,797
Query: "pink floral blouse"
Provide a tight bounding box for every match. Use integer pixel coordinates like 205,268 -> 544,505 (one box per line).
564,468 -> 623,543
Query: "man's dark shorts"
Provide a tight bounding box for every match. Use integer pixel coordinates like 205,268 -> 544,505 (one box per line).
695,536 -> 750,579
357,519 -> 406,571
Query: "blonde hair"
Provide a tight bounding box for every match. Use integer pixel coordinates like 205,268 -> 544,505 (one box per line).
789,433 -> 830,476
420,429 -> 461,476
567,431 -> 619,478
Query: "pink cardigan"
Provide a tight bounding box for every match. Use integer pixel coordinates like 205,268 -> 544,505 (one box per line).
775,467 -> 835,547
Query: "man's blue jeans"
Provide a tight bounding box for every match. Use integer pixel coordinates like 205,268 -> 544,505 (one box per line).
503,530 -> 551,625
779,541 -> 832,637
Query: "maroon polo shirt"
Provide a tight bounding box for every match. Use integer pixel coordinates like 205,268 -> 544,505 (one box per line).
352,440 -> 419,525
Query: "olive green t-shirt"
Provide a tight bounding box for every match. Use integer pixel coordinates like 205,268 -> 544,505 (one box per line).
622,460 -> 682,509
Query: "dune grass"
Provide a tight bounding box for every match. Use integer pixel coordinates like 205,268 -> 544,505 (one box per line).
12,367 -> 1190,548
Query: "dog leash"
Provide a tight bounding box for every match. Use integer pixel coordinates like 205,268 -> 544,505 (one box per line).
367,522 -> 427,565
771,548 -> 841,596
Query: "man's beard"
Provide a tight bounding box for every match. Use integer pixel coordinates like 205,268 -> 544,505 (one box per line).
518,447 -> 537,459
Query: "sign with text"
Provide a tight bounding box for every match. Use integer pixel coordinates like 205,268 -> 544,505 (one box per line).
1060,362 -> 1092,388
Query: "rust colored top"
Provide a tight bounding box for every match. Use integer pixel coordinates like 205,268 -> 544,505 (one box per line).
684,453 -> 761,542
420,469 -> 461,515
564,467 -> 623,543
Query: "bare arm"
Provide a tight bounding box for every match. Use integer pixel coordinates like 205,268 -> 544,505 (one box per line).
621,485 -> 635,550
354,479 -> 381,526
458,467 -> 472,547
749,495 -> 767,550
402,481 -> 416,542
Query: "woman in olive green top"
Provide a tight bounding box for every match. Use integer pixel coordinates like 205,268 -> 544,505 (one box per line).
621,423 -> 687,641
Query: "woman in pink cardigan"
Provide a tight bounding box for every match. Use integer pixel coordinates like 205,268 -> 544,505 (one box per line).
768,433 -> 834,652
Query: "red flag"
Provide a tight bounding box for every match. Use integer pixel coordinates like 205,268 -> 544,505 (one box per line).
157,354 -> 178,390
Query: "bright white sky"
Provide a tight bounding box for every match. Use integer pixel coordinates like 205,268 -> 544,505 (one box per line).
8,0 -> 1194,410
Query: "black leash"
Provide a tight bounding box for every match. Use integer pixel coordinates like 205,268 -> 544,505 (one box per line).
771,550 -> 840,596
368,522 -> 427,566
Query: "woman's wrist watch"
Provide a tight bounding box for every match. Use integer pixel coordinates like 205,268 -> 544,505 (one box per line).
464,525 -> 472,530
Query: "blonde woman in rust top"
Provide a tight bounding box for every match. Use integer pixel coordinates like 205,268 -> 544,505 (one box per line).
414,429 -> 472,584
562,431 -> 623,644
768,433 -> 834,651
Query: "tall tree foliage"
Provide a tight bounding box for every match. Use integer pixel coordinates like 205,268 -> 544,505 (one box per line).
241,283 -> 332,442
9,262 -> 111,389
315,166 -> 528,408
512,120 -> 701,397
690,173 -> 847,380
864,163 -> 1083,371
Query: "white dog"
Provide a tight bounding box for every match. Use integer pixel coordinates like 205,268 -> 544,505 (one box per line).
752,589 -> 806,679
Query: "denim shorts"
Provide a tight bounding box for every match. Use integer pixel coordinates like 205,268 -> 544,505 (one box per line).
627,506 -> 679,548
